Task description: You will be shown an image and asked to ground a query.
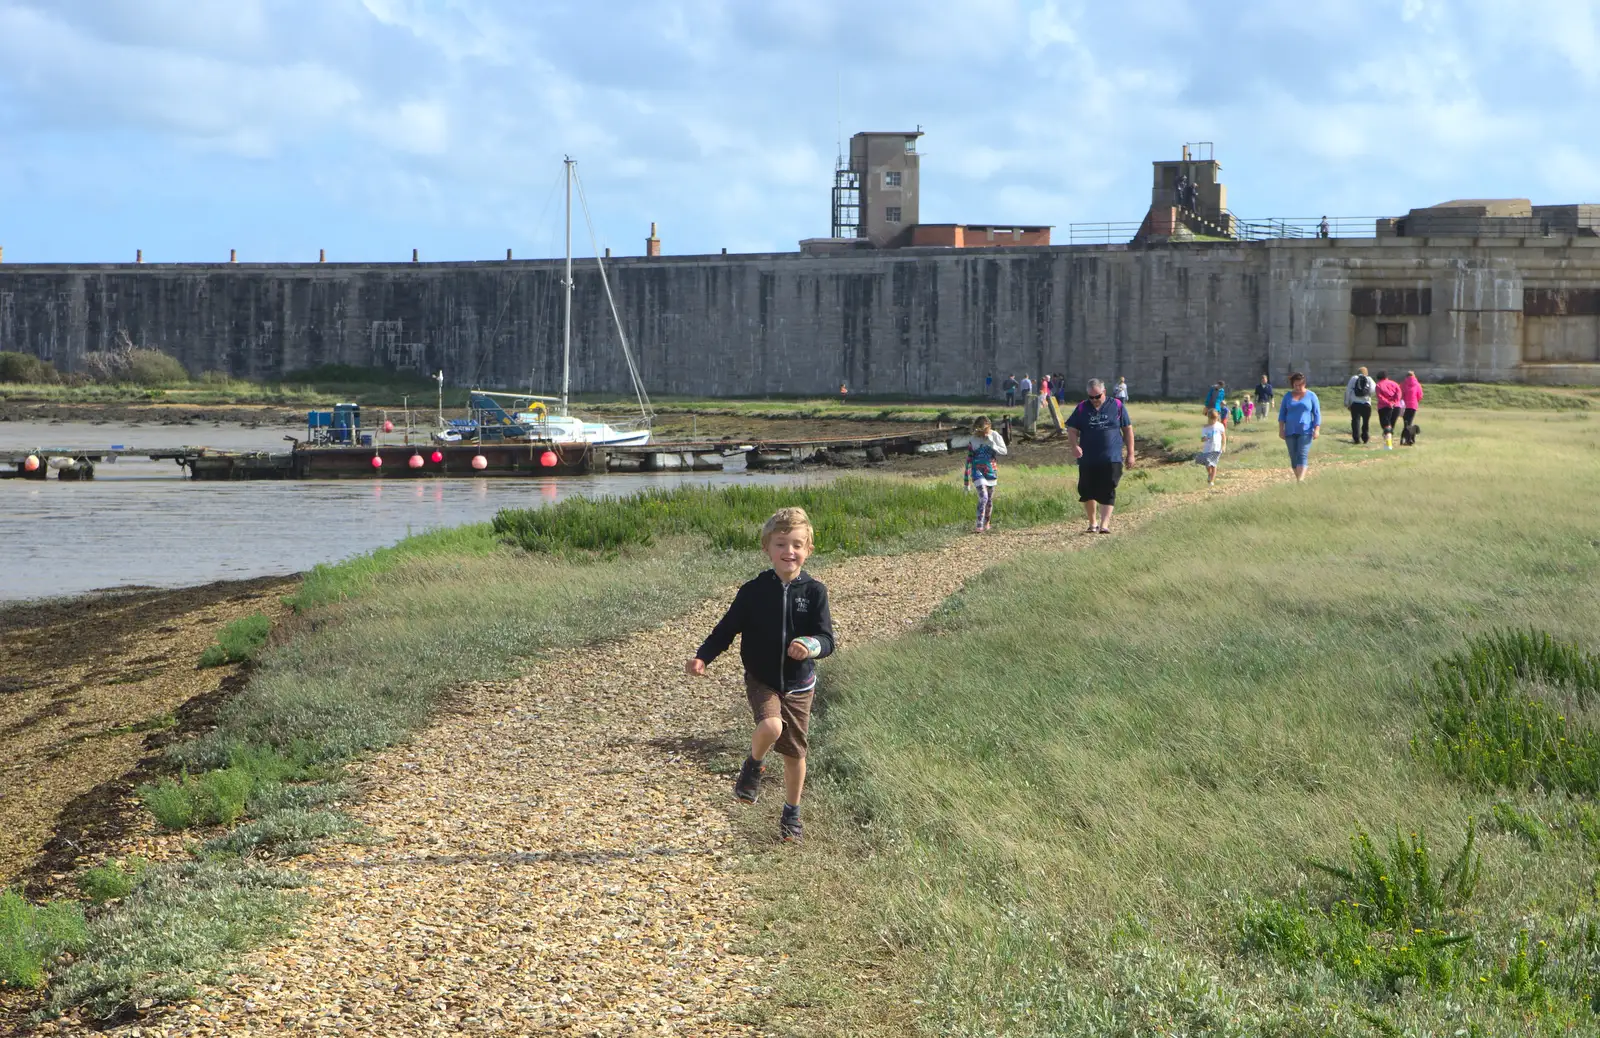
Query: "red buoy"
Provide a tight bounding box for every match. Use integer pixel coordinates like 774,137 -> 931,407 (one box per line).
383,420 -> 394,433
430,450 -> 443,463
371,455 -> 383,468
23,454 -> 40,472
540,450 -> 558,468
471,454 -> 488,470
408,454 -> 424,469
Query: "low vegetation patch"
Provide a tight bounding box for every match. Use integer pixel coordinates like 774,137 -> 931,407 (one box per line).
197,613 -> 273,667
74,860 -> 149,906
46,861 -> 305,1020
0,891 -> 88,990
1241,821 -> 1480,992
137,768 -> 253,830
1413,629 -> 1600,794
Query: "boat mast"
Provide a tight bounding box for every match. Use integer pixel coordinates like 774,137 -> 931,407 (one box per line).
562,156 -> 573,417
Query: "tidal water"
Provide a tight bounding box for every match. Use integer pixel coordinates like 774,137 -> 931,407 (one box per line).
0,421 -> 792,603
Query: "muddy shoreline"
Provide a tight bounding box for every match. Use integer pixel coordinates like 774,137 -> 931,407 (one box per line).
0,576 -> 298,893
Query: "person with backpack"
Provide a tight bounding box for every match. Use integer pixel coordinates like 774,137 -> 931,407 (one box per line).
1343,366 -> 1374,444
1002,374 -> 1019,407
1204,380 -> 1227,416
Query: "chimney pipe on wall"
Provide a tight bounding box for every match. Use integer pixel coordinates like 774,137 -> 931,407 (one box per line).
645,222 -> 661,258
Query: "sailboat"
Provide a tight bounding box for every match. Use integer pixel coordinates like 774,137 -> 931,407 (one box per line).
438,157 -> 652,448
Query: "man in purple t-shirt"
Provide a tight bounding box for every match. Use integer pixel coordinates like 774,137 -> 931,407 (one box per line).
1065,378 -> 1135,534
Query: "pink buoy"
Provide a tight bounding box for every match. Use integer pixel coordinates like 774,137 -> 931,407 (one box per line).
540,450 -> 558,468
23,454 -> 40,472
383,420 -> 394,433
371,455 -> 383,469
408,454 -> 424,469
430,450 -> 443,463
471,454 -> 488,470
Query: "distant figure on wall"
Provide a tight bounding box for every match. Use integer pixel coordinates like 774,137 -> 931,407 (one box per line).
1175,173 -> 1191,211
1318,216 -> 1331,239
1003,374 -> 1019,407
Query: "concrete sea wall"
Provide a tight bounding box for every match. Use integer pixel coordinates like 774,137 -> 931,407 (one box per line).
2,238 -> 1598,398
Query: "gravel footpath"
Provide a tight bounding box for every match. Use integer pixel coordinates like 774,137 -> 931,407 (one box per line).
50,469 -> 1288,1037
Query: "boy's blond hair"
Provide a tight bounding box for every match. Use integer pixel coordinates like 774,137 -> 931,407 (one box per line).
761,507 -> 814,549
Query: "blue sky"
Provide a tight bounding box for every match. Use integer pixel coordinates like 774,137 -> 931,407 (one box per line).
1,0 -> 1597,262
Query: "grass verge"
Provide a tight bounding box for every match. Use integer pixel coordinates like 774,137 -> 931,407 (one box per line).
755,405 -> 1600,1036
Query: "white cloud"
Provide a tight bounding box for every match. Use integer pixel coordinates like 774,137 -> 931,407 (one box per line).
2,0 -> 1600,262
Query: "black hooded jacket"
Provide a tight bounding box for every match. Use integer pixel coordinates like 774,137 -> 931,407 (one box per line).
695,570 -> 835,693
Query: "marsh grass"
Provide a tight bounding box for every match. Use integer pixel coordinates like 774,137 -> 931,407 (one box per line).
491,473 -> 1081,554
197,613 -> 272,667
754,406 -> 1600,1036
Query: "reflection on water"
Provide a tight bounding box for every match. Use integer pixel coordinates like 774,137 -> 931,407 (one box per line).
0,422 -> 794,603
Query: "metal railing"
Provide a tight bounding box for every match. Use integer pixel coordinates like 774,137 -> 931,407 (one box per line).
1068,213 -> 1383,245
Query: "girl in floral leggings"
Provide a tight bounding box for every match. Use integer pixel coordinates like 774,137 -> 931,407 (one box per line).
963,415 -> 1009,532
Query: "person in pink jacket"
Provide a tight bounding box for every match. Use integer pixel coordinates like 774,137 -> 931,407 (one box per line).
1373,370 -> 1404,449
1401,371 -> 1424,444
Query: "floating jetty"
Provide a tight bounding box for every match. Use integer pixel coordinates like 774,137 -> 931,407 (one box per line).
1,431 -> 952,481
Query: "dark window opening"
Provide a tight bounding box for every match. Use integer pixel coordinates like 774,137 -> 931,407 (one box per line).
885,207 -> 902,223
1377,323 -> 1408,349
1524,287 -> 1600,316
1351,287 -> 1432,316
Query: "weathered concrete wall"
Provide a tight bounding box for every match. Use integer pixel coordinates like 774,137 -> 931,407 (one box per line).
2,238 -> 1598,399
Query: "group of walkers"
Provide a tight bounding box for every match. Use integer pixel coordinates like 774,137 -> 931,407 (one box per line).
1343,367 -> 1424,450
967,366 -> 1428,536
999,372 -> 1128,409
1219,368 -> 1424,483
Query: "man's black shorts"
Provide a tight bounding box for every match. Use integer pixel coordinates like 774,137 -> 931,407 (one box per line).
1077,462 -> 1124,505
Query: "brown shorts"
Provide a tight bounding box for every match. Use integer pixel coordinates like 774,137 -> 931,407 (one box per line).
745,676 -> 814,759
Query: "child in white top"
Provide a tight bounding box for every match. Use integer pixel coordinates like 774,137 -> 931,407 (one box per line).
1196,409 -> 1226,487
963,415 -> 1009,532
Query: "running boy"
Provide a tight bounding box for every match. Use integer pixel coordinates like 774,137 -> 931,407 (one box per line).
686,507 -> 835,843
1197,408 -> 1226,487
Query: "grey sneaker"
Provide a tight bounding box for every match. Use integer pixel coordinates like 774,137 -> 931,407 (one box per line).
780,804 -> 803,844
733,757 -> 764,804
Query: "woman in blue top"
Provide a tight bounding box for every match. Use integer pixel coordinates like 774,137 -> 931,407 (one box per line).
1277,371 -> 1321,482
